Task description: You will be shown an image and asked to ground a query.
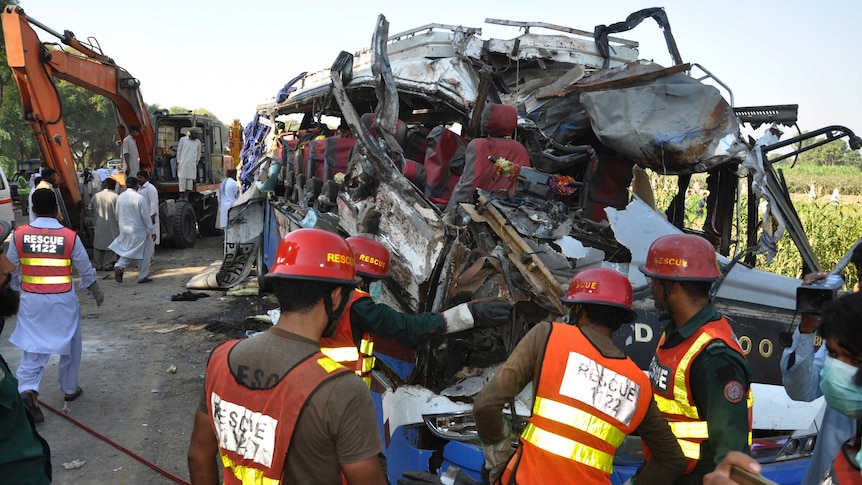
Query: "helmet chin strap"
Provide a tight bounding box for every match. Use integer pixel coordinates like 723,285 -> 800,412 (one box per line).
658,280 -> 674,321
571,306 -> 584,327
322,285 -> 352,338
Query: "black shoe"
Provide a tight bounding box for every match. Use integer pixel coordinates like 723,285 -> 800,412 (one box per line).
114,267 -> 124,283
138,277 -> 153,284
20,390 -> 44,423
64,387 -> 83,401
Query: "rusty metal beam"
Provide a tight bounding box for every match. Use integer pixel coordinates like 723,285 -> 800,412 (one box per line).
463,197 -> 564,313
537,62 -> 690,99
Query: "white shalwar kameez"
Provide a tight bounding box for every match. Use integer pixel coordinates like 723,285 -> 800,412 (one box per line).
7,217 -> 96,395
217,177 -> 238,229
138,180 -> 160,246
109,188 -> 155,280
176,136 -> 202,189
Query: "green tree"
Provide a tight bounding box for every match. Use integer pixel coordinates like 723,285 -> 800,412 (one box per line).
56,80 -> 119,169
795,136 -> 854,167
0,0 -> 39,177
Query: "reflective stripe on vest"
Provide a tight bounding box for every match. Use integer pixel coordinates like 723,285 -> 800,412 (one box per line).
21,275 -> 73,285
533,396 -> 627,448
13,225 -> 75,293
504,323 -> 653,484
19,257 -> 72,267
16,177 -> 30,194
521,422 -> 614,474
654,332 -> 712,420
319,290 -> 376,388
648,316 -> 753,472
206,341 -> 351,485
220,455 -> 280,485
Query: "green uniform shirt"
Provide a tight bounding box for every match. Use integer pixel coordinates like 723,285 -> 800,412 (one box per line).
0,355 -> 51,484
660,304 -> 753,482
349,296 -> 444,347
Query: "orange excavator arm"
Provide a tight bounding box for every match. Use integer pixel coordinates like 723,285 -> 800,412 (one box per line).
1,5 -> 155,228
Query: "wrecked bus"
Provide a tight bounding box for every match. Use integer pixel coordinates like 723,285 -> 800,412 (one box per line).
223,9 -> 862,484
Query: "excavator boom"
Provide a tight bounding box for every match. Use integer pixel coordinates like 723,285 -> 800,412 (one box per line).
1,5 -> 155,228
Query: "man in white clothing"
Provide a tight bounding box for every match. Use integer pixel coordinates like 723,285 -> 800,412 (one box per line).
8,189 -> 103,423
90,178 -> 120,271
176,128 -> 202,199
217,169 -> 239,229
122,125 -> 141,177
136,170 -> 160,254
109,177 -> 155,284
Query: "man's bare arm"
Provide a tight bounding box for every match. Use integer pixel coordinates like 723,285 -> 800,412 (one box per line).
342,456 -> 387,485
188,408 -> 220,485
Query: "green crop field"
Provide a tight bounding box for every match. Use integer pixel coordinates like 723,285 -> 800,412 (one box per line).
649,173 -> 861,290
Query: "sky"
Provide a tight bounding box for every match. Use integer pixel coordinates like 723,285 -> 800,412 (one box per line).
15,0 -> 862,139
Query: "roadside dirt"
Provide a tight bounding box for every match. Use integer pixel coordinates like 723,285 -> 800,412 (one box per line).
0,211 -> 278,484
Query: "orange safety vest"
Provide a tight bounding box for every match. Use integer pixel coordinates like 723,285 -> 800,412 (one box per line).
320,289 -> 375,387
831,443 -> 861,484
502,323 -> 653,484
205,340 -> 351,485
13,225 -> 76,293
646,316 -> 753,474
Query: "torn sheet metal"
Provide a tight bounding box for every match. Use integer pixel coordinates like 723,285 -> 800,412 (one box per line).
607,196 -> 798,310
580,61 -> 748,174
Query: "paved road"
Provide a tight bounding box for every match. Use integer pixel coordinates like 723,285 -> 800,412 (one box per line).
0,207 -> 268,484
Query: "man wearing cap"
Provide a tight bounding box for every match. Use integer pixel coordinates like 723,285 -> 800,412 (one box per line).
176,128 -> 202,199
7,189 -> 103,423
188,228 -> 386,485
0,219 -> 52,483
640,234 -> 752,484
322,236 -> 512,387
474,268 -> 685,484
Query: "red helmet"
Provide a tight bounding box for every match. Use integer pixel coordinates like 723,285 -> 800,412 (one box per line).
561,268 -> 636,322
346,236 -> 390,279
639,234 -> 720,281
266,228 -> 361,285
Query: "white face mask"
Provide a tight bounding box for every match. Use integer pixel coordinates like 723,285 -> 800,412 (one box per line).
819,356 -> 862,419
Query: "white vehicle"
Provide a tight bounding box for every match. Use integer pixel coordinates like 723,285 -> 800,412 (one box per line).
0,165 -> 16,230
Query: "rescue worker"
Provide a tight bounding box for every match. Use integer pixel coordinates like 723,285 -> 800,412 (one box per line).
640,234 -> 753,484
15,169 -> 30,216
321,235 -> 512,386
474,268 -> 686,484
9,189 -> 103,423
187,228 -> 386,485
